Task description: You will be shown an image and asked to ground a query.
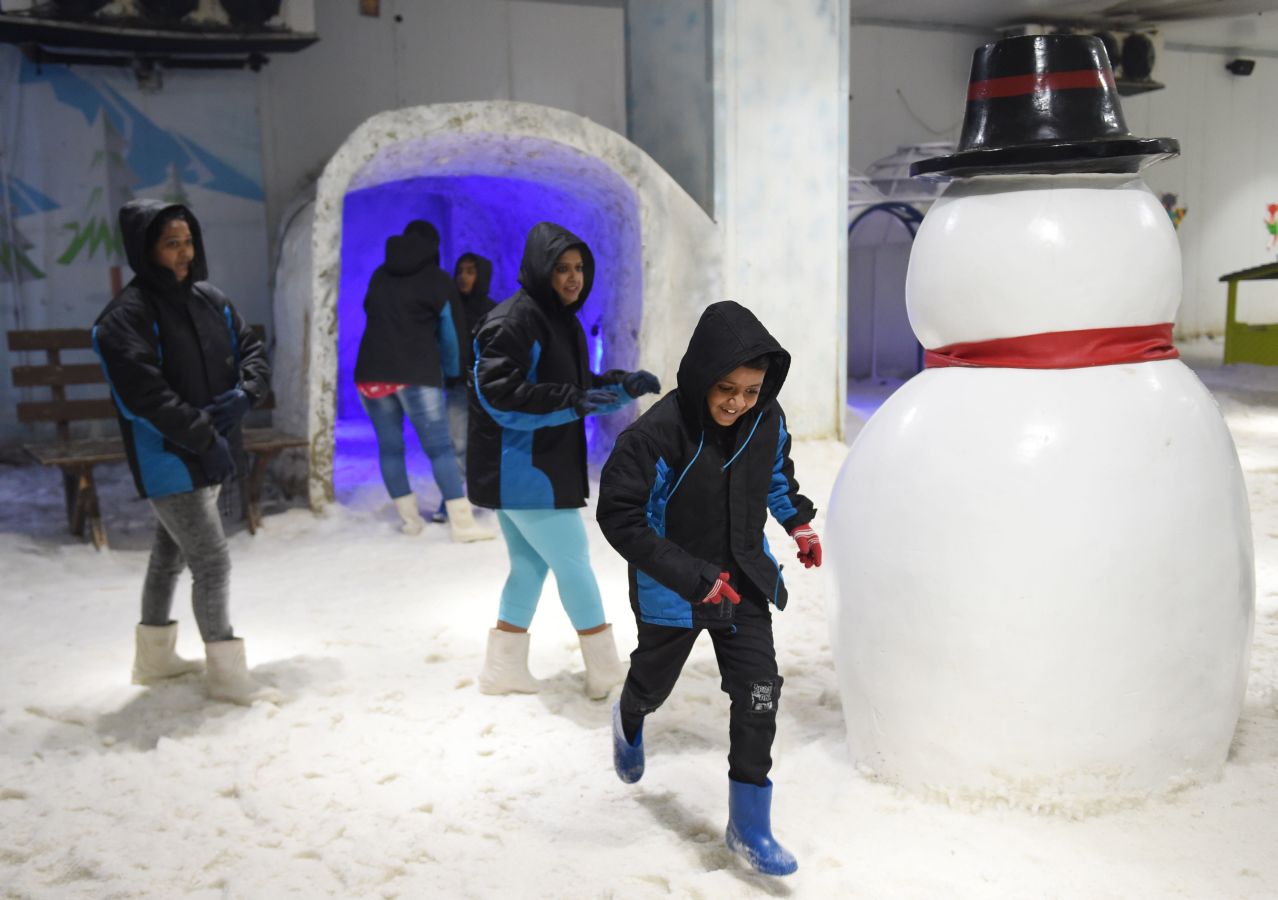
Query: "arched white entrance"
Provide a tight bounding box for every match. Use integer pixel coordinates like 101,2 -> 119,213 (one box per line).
272,101 -> 721,509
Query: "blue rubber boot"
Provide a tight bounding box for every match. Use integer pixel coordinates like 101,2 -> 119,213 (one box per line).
612,701 -> 644,783
725,777 -> 798,876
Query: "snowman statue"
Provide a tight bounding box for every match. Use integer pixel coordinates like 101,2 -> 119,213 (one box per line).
828,34 -> 1254,809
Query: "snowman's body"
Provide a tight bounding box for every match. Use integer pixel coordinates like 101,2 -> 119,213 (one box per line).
829,174 -> 1254,807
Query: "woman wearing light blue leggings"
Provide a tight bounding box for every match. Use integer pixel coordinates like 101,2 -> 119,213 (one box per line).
467,223 -> 662,698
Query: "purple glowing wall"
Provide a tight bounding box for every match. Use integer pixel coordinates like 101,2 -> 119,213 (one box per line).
336,173 -> 642,491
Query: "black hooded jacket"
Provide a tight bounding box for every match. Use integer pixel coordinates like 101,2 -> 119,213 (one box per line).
597,301 -> 815,629
354,224 -> 466,387
93,199 -> 270,499
467,223 -> 632,509
454,252 -> 499,337
453,252 -> 499,377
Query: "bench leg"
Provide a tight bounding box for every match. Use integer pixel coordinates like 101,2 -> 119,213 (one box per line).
69,467 -> 88,538
80,467 -> 108,551
62,469 -> 78,530
242,451 -> 274,535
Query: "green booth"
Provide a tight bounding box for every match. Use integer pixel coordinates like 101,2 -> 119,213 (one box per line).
1222,261 -> 1278,365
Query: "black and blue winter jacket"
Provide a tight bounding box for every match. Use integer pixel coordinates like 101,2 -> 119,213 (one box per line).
93,200 -> 270,499
466,223 -> 632,510
597,301 -> 815,629
354,223 -> 465,387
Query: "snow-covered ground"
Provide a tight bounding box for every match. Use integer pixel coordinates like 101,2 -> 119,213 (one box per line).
2,337 -> 1276,898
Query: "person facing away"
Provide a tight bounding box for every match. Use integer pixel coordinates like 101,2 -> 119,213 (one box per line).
433,251 -> 500,523
467,221 -> 662,699
93,199 -> 277,705
353,220 -> 493,542
596,300 -> 822,877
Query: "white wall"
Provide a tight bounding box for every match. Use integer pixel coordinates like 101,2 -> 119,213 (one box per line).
624,0 -> 715,213
716,0 -> 849,439
257,0 -> 626,241
848,23 -> 989,176
1124,44 -> 1278,337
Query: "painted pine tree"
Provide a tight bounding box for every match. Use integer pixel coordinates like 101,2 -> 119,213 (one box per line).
163,162 -> 189,206
0,204 -> 45,283
59,111 -> 137,294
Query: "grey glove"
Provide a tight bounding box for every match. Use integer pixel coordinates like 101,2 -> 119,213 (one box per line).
574,388 -> 618,416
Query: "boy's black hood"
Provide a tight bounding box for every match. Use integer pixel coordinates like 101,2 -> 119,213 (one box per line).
403,219 -> 442,266
676,301 -> 791,430
455,252 -> 494,300
119,199 -> 208,292
384,232 -> 431,276
517,222 -> 594,314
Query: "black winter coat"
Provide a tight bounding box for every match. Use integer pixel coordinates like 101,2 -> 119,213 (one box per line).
597,301 -> 815,629
93,199 -> 270,499
453,253 -> 499,379
455,253 -> 499,338
467,223 -> 632,509
353,226 -> 466,387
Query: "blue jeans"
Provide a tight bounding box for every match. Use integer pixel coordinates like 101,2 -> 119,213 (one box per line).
360,385 -> 465,502
496,508 -> 607,632
445,383 -> 468,477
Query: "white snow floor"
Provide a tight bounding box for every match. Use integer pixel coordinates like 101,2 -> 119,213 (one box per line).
2,336 -> 1276,898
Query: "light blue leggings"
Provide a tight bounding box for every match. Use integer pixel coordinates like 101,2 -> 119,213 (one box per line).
496,508 -> 607,632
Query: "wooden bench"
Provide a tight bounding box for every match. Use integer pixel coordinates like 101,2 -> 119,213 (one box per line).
8,327 -> 307,550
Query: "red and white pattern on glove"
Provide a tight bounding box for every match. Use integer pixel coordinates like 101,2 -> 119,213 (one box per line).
789,524 -> 822,568
700,571 -> 742,605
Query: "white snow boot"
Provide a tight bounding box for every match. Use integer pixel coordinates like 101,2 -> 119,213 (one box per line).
205,638 -> 279,705
478,628 -> 541,695
579,624 -> 628,700
445,497 -> 495,543
132,622 -> 203,685
393,494 -> 426,535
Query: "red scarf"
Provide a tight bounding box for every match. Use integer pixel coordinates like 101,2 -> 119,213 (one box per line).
924,323 -> 1178,370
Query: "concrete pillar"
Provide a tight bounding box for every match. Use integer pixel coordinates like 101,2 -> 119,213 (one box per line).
715,0 -> 849,438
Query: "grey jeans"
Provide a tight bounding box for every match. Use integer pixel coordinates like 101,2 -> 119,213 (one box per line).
141,485 -> 233,643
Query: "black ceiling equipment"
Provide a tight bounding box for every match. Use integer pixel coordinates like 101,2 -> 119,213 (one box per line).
136,0 -> 200,21
219,0 -> 284,28
1120,32 -> 1157,81
1225,58 -> 1256,76
50,0 -> 113,17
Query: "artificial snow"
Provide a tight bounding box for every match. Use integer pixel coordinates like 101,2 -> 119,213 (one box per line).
1,337 -> 1276,897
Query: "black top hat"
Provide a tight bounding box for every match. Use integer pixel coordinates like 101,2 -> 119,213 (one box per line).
911,34 -> 1178,178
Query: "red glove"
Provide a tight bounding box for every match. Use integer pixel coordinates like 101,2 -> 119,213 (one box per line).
700,572 -> 741,605
789,524 -> 822,568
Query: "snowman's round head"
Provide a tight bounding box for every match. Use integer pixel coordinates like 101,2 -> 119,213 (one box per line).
905,173 -> 1181,348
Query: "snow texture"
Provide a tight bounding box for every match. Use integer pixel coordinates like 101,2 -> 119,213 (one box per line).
0,338 -> 1275,897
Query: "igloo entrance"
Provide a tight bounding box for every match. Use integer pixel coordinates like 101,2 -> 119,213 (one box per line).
272,102 -> 721,510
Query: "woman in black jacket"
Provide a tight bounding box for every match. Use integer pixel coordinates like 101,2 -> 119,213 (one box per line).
447,252 -> 498,461
94,199 -> 274,705
353,221 -> 492,542
433,251 -> 499,523
468,222 -> 661,698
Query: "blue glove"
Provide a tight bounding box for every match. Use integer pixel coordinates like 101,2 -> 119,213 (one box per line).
199,434 -> 237,483
574,388 -> 618,416
207,387 -> 251,434
622,370 -> 661,398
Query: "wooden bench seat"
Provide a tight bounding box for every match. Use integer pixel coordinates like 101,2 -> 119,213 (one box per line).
7,327 -> 307,550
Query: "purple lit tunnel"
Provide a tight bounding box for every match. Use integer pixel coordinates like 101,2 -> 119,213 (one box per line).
335,173 -> 642,500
